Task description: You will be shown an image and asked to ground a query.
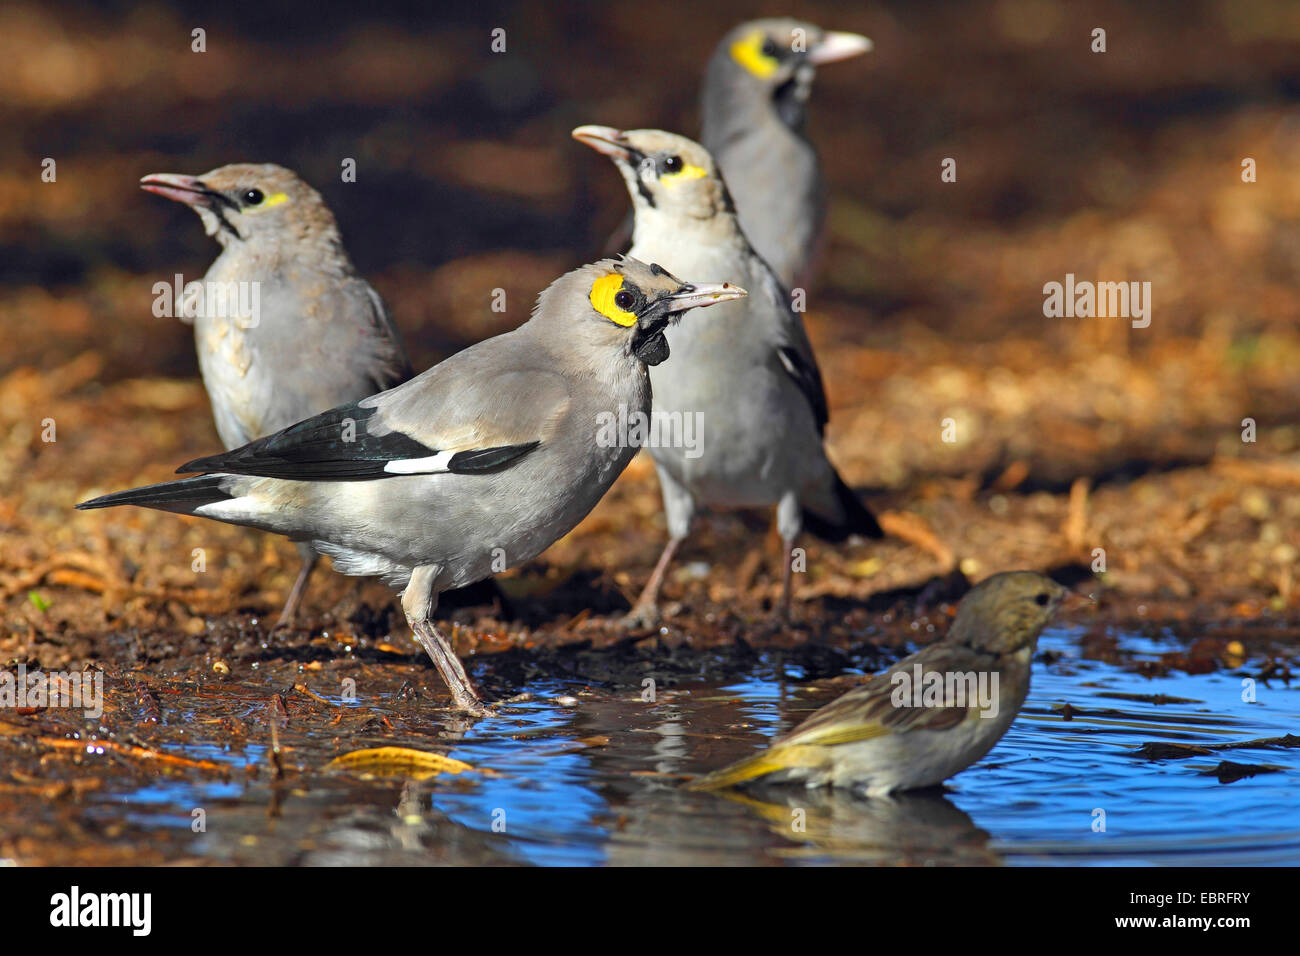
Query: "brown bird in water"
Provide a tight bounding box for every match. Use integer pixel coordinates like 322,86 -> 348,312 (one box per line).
688,572 -> 1074,796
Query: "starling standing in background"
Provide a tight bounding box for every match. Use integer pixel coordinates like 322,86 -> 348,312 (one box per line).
79,259 -> 746,714
701,19 -> 872,290
688,572 -> 1070,795
141,163 -> 412,625
573,126 -> 882,625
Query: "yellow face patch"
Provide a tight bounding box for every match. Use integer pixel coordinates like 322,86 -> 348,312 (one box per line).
661,163 -> 708,186
247,191 -> 290,212
730,30 -> 779,79
589,273 -> 637,327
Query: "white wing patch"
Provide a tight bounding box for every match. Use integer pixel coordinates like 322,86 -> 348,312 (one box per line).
383,450 -> 455,475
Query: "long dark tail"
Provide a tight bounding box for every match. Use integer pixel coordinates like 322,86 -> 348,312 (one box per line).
76,475 -> 232,514
802,470 -> 884,543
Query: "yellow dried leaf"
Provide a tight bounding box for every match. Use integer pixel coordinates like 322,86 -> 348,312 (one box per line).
326,746 -> 475,780
847,557 -> 883,578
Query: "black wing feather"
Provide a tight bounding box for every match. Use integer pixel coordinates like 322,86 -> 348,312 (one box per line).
777,346 -> 829,436
447,442 -> 540,474
177,401 -> 435,481
77,475 -> 233,510
176,401 -> 542,482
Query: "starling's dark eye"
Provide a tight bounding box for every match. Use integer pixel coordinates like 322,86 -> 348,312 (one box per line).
761,36 -> 780,59
663,155 -> 682,173
243,189 -> 265,206
614,290 -> 635,311
1035,593 -> 1051,606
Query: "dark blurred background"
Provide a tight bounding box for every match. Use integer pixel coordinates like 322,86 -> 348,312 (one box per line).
5,0 -> 1299,371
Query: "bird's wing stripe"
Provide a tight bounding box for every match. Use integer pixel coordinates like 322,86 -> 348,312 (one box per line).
383,451 -> 455,475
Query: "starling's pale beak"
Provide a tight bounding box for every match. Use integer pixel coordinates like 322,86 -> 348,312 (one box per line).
572,125 -> 632,161
663,282 -> 747,313
140,173 -> 213,208
807,31 -> 873,65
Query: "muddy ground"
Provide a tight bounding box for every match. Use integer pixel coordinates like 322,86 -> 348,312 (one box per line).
1,1 -> 1299,863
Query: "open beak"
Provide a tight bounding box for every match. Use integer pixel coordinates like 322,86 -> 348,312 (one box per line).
807,31 -> 873,65
572,125 -> 632,161
140,173 -> 213,208
663,282 -> 747,314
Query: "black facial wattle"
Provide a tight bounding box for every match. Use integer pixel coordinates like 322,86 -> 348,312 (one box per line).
633,327 -> 670,366
773,77 -> 808,132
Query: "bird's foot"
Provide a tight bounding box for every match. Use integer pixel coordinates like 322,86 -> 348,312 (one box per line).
272,604 -> 298,631
618,603 -> 662,631
756,606 -> 805,640
411,619 -> 492,718
448,690 -> 494,718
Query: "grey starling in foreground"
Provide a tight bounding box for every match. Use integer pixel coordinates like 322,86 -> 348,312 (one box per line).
688,572 -> 1070,795
141,163 -> 412,625
79,258 -> 745,714
573,126 -> 882,624
701,19 -> 872,290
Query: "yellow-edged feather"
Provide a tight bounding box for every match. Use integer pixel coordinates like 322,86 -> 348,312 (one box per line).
793,722 -> 890,747
686,743 -> 823,791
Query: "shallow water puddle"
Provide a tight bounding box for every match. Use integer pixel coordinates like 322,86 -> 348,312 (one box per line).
22,627 -> 1300,866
